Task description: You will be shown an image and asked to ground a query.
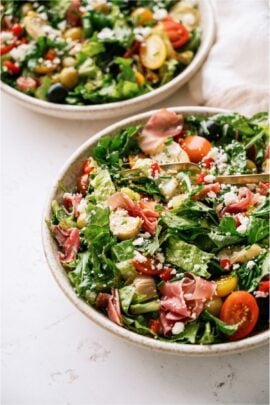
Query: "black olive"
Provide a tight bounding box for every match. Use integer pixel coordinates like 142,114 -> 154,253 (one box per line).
47,83 -> 68,104
199,120 -> 222,141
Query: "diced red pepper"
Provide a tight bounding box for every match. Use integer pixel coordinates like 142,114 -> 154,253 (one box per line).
220,259 -> 231,271
256,182 -> 270,196
45,49 -> 56,60
151,162 -> 161,177
203,157 -> 214,169
196,171 -> 207,185
149,319 -> 161,335
2,60 -> 21,74
11,24 -> 23,37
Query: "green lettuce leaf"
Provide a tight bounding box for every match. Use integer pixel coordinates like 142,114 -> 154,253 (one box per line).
165,237 -> 214,278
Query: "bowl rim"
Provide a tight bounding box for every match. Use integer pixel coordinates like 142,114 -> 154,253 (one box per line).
1,0 -> 215,116
42,106 -> 270,356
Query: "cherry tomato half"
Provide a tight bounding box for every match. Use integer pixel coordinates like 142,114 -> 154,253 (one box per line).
149,319 -> 161,335
160,17 -> 189,48
0,41 -> 16,55
82,158 -> 94,174
11,24 -> 23,37
2,60 -> 21,74
220,291 -> 259,340
181,136 -> 212,163
258,280 -> 270,293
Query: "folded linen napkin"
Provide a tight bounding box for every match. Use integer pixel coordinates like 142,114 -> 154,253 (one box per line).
189,0 -> 269,115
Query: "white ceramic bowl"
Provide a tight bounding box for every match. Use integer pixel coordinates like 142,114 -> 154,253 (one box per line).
1,0 -> 215,120
42,106 -> 269,355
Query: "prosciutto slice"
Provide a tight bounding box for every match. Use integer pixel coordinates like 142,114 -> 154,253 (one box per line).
107,192 -> 159,235
51,226 -> 80,264
159,274 -> 216,335
96,289 -> 122,326
63,193 -> 82,218
138,109 -> 183,155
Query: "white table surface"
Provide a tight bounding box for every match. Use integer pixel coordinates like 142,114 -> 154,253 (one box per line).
1,88 -> 269,405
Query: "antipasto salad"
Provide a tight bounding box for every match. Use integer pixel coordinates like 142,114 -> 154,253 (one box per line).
48,109 -> 270,344
1,0 -> 200,104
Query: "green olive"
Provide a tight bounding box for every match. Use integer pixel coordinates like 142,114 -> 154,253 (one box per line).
64,27 -> 84,41
59,67 -> 78,89
62,56 -> 76,68
204,296 -> 223,317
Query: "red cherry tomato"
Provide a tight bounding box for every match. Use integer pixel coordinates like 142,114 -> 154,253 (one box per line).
16,76 -> 37,91
151,162 -> 161,176
149,319 -> 161,335
160,17 -> 189,48
258,280 -> 270,293
77,174 -> 89,196
82,158 -> 94,174
2,60 -> 21,74
11,24 -> 23,37
220,291 -> 259,340
0,41 -> 16,55
181,136 -> 212,163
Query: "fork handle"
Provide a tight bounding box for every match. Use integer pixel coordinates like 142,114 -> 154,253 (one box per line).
216,173 -> 269,184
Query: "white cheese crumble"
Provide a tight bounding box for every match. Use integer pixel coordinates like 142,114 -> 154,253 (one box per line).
134,27 -> 152,42
97,28 -> 114,40
204,174 -> 216,184
156,252 -> 165,264
254,291 -> 269,298
9,43 -> 35,62
77,199 -> 88,214
181,13 -> 196,26
223,191 -> 239,206
153,8 -> 168,20
172,322 -> 185,335
133,237 -> 145,246
236,214 -> 250,234
133,250 -> 147,263
246,260 -> 256,269
58,20 -> 67,31
232,263 -> 240,270
207,191 -> 216,199
159,178 -> 178,200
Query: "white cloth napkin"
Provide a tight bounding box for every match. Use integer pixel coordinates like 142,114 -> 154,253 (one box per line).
188,0 -> 269,115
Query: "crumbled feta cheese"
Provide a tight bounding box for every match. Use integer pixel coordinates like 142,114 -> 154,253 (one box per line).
134,27 -> 152,42
153,8 -> 168,20
207,191 -> 216,199
236,215 -> 250,234
77,199 -> 88,214
232,263 -> 240,270
133,237 -> 145,246
9,44 -> 35,62
181,13 -> 196,26
69,43 -> 82,55
223,191 -> 239,206
156,263 -> 163,270
39,12 -> 48,20
97,28 -> 114,40
172,322 -> 185,335
57,20 -> 67,31
156,252 -> 165,263
204,174 -> 216,184
134,251 -> 147,263
246,260 -> 256,269
254,290 -> 269,298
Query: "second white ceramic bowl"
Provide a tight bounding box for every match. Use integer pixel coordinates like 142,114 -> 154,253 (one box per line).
1,0 -> 215,120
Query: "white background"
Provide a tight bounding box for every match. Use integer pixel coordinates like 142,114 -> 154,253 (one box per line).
1,88 -> 269,405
